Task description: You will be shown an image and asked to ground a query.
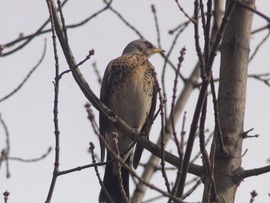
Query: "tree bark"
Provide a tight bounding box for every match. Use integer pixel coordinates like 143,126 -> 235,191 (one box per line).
203,0 -> 256,202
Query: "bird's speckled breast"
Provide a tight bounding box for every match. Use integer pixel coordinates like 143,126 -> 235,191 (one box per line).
107,53 -> 155,129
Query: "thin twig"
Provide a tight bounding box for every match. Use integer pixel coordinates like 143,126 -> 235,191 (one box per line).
104,1 -> 144,38
182,177 -> 202,199
45,0 -> 61,202
0,114 -> 11,178
92,62 -> 102,85
58,49 -> 95,78
86,104 -> 114,203
168,20 -> 191,35
2,0 -> 68,56
210,73 -> 225,153
170,48 -> 186,197
203,0 -> 212,65
249,30 -> 270,62
175,0 -> 197,24
0,40 -> 47,103
161,25 -> 186,118
157,72 -> 171,194
249,73 -> 270,87
194,0 -> 205,77
2,0 -> 112,56
251,24 -> 270,35
8,147 -> 52,162
198,96 -> 217,201
111,132 -> 129,203
151,5 -> 161,48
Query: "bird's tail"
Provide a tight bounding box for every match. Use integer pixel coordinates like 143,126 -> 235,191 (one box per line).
133,144 -> 144,169
99,155 -> 130,203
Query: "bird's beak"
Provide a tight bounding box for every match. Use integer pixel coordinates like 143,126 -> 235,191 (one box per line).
153,47 -> 165,53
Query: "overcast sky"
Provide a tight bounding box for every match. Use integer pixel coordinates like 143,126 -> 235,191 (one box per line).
1,1 -> 270,203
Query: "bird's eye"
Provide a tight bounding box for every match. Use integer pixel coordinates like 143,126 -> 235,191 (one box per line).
145,41 -> 153,49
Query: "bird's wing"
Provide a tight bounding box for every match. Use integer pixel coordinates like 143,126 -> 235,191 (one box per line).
99,61 -> 113,162
133,64 -> 158,169
99,57 -> 134,162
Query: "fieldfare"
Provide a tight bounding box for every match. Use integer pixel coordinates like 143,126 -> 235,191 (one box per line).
99,39 -> 164,203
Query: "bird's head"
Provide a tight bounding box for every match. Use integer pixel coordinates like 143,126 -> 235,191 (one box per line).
122,39 -> 165,58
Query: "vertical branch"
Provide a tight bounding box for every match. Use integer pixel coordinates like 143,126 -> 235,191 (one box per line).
198,96 -> 218,201
249,30 -> 270,62
199,0 -> 206,29
56,0 -> 68,44
160,25 -> 186,118
151,5 -> 161,48
158,77 -> 171,194
112,133 -> 129,203
180,112 -> 187,151
208,0 -> 256,202
176,1 -> 236,198
45,0 -> 61,202
194,0 -> 205,76
210,74 -> 225,153
203,0 -> 213,64
0,114 -> 11,178
170,48 -> 186,197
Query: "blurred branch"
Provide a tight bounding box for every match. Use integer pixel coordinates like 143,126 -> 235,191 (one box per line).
174,0 -> 196,23
249,190 -> 258,203
158,74 -> 171,194
151,5 -> 161,48
251,24 -> 270,34
92,61 -> 102,85
249,73 -> 270,87
0,40 -> 47,103
0,114 -> 11,178
2,0 -> 68,56
168,20 -> 191,35
3,191 -> 10,203
182,177 -> 202,199
249,30 -> 270,62
8,147 -> 52,162
2,0 -> 111,56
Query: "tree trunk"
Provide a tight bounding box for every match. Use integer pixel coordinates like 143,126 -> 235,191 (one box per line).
203,0 -> 256,202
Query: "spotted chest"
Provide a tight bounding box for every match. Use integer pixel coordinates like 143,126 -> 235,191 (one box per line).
106,54 -> 156,129
107,54 -> 155,101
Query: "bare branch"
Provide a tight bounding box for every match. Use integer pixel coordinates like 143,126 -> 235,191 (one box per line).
45,0 -> 61,201
151,5 -> 161,48
0,40 -> 47,103
8,147 -> 52,162
177,1 -> 236,198
0,114 -> 11,178
174,0 -> 196,24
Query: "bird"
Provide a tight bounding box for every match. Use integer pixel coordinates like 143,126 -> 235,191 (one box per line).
99,39 -> 164,203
